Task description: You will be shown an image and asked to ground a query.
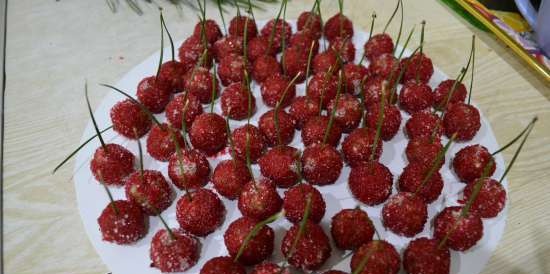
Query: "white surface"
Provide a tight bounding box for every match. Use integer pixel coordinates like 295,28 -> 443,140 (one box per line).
73,21 -> 508,274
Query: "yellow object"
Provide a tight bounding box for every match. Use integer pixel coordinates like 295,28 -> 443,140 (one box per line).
457,0 -> 550,82
493,11 -> 531,32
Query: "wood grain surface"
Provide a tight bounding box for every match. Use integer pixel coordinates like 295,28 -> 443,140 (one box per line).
3,0 -> 550,273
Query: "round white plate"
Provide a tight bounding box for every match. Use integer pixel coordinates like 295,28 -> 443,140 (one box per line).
74,21 -> 508,274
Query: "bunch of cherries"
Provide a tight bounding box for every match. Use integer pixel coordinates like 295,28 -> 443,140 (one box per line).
54,0 -> 538,273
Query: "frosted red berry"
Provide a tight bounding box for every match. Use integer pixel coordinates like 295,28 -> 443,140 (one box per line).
297,11 -> 323,39
261,74 -> 296,108
453,144 -> 496,183
361,76 -> 394,107
213,35 -> 243,62
283,183 -> 326,223
382,192 -> 428,237
400,52 -> 434,84
248,36 -> 275,62
178,35 -> 213,71
212,159 -> 251,200
306,72 -> 338,109
301,143 -> 343,186
398,162 -> 444,203
231,124 -> 266,163
313,50 -> 340,75
200,256 -> 246,274
331,208 -> 375,250
184,67 -> 220,104
399,81 -> 434,114
330,36 -> 356,64
364,103 -> 402,141
238,179 -> 283,221
158,60 -> 188,93
176,188 -> 225,237
259,109 -> 296,147
405,111 -> 443,140
125,170 -> 173,215
433,79 -> 467,110
97,200 -> 147,244
90,143 -> 135,186
150,228 -> 200,273
433,206 -> 484,251
252,55 -> 281,83
349,161 -> 393,205
168,148 -> 211,190
224,216 -> 275,265
221,82 -> 256,120
289,96 -> 321,129
327,93 -> 362,133
364,33 -> 394,62
403,237 -> 450,274
342,63 -> 369,95
290,30 -> 319,56
218,54 -> 251,86
350,240 -> 400,274
229,15 -> 258,38
193,19 -> 223,44
281,221 -> 332,271
368,53 -> 399,80
405,137 -> 444,170
189,113 -> 228,155
110,99 -> 152,139
258,145 -> 301,188
341,127 -> 383,167
146,123 -> 186,162
301,115 -> 343,147
260,19 -> 292,53
282,46 -> 309,83
443,102 -> 481,141
324,14 -> 353,42
462,178 -> 506,218
165,93 -> 203,130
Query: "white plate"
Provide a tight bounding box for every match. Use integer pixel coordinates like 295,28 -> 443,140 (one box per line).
74,21 -> 508,274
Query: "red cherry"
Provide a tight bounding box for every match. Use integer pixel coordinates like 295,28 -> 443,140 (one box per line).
97,200 -> 147,244
90,143 -> 135,186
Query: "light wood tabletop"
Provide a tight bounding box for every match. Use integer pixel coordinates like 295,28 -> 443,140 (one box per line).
3,0 -> 550,273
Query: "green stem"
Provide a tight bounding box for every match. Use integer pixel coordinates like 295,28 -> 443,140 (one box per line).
382,0 -> 400,34
274,72 -> 302,146
134,128 -> 145,182
168,126 -> 192,201
304,41 -> 316,93
359,12 -> 377,65
216,0 -> 227,35
97,172 -> 119,215
233,212 -> 281,262
267,0 -> 285,53
85,82 -> 106,149
156,10 -> 165,80
52,125 -> 113,174
467,36 -> 476,105
210,64 -> 218,113
392,0 -> 404,55
323,70 -> 343,145
158,213 -> 176,240
414,20 -> 426,84
498,117 -> 537,183
415,134 -> 455,195
287,195 -> 312,259
160,11 -> 175,61
351,241 -> 380,274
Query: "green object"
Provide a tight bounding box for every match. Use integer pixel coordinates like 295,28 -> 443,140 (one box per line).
106,0 -> 278,15
439,0 -> 489,32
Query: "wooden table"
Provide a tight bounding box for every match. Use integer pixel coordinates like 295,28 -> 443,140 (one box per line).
4,1 -> 550,273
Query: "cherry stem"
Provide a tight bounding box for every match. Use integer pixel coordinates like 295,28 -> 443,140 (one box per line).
216,0 -> 227,35
244,71 -> 254,177
370,79 -> 388,161
351,241 -> 380,274
359,76 -> 369,128
233,211 -> 282,263
160,11 -> 175,62
323,70 -> 343,145
383,0 -> 400,34
392,0 -> 404,55
97,172 -> 119,215
318,65 -> 336,116
134,128 -> 145,182
274,72 -> 302,146
168,126 -> 193,201
492,118 -> 536,156
99,83 -> 161,126
414,21 -> 426,84
233,0 -> 241,17
338,0 -> 344,38
85,82 -> 106,149
52,125 -> 112,174
179,93 -> 190,149
242,11 -> 250,65
280,0 -> 288,75
388,32 -> 419,104
225,116 -> 237,161
267,0 -> 285,53
497,117 -> 537,183
210,64 -> 218,113
287,194 -> 312,259
467,35 -> 476,105
156,10 -> 165,80
303,0 -> 320,30
359,12 -> 377,65
246,0 -> 255,21
415,134 -> 455,195
436,67 -> 467,112
304,41 -> 316,93
158,213 -> 176,240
